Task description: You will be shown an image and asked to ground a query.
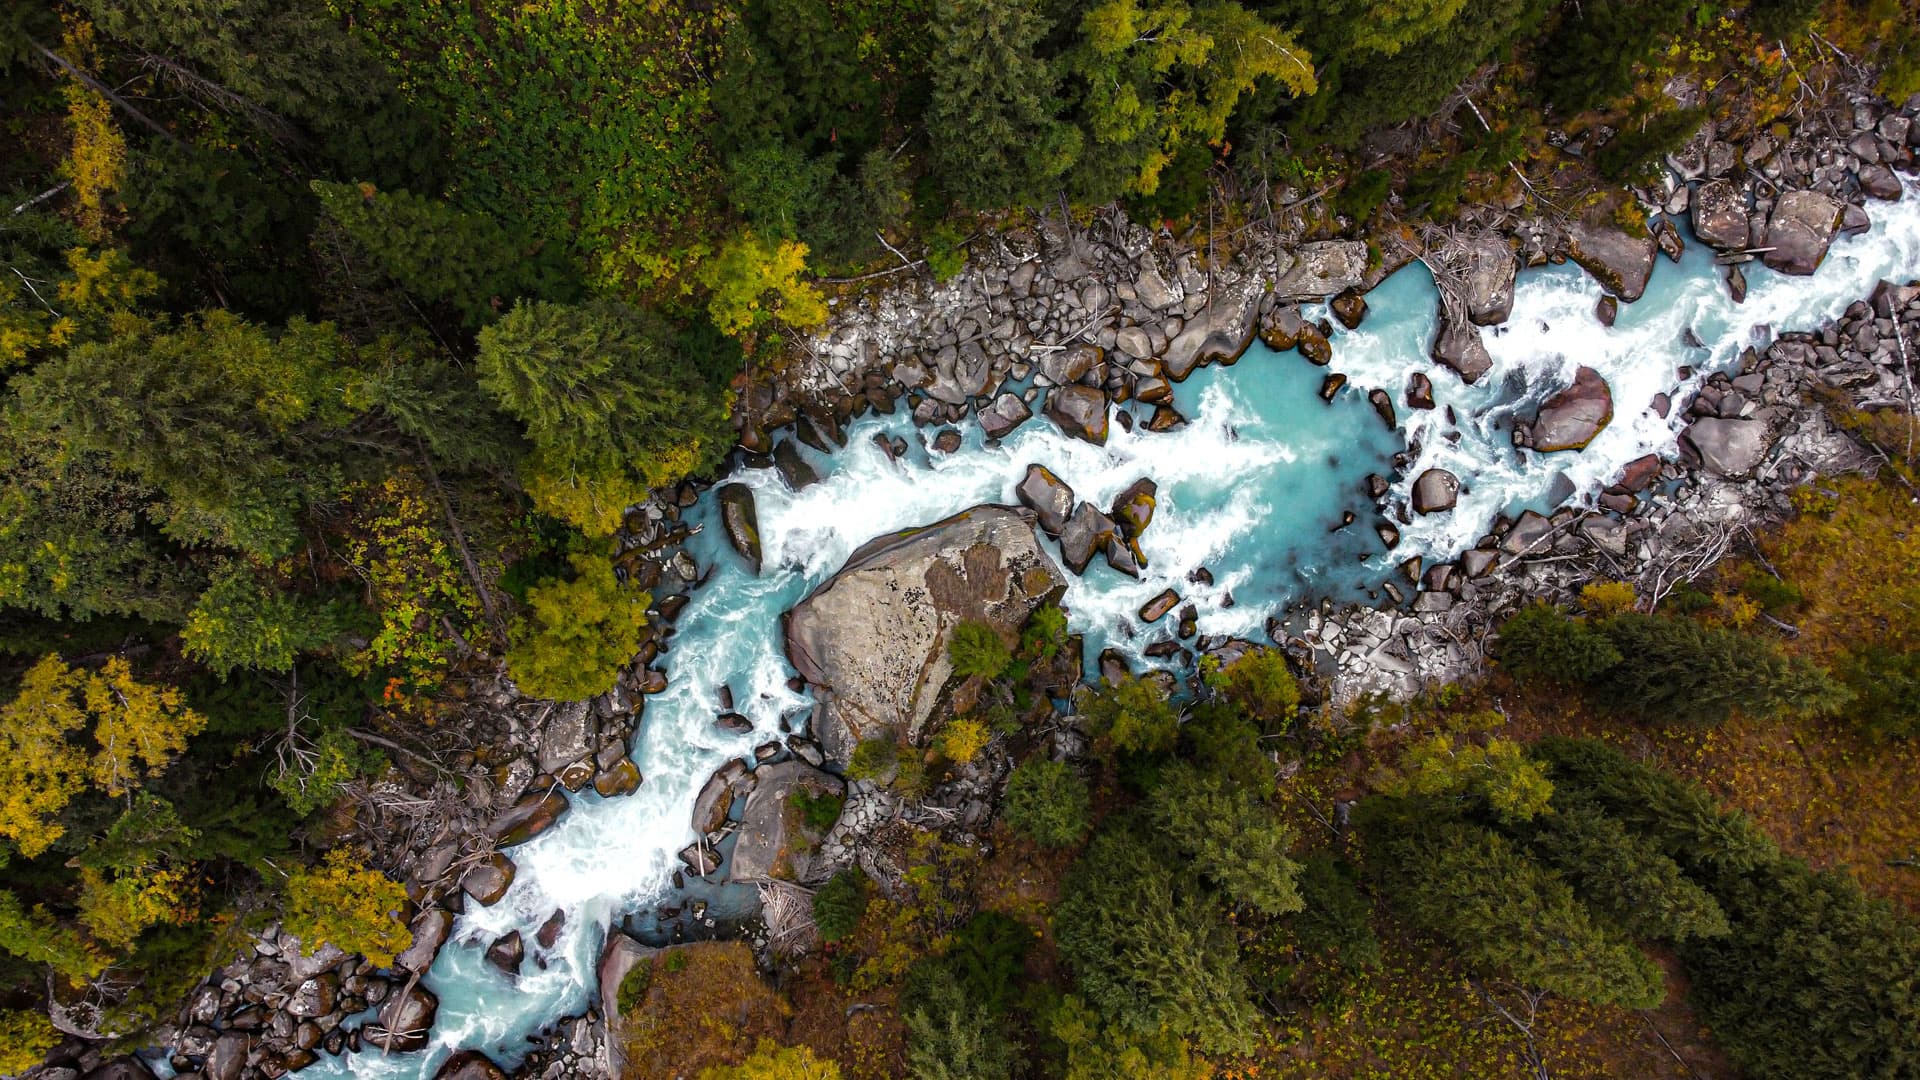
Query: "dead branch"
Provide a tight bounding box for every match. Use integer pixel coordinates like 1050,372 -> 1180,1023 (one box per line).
31,39 -> 182,146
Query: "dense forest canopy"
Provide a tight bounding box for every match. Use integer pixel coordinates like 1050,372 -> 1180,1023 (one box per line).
2,0 -> 1920,1075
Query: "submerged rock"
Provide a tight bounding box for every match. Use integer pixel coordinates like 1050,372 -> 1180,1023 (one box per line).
1412,469 -> 1460,515
1407,372 -> 1435,410
1139,589 -> 1180,623
717,483 -> 763,575
772,439 -> 819,491
1527,366 -> 1614,452
783,505 -> 1065,763
485,932 -> 524,978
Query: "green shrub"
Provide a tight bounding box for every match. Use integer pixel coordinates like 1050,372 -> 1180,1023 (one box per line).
1001,759 -> 1091,848
1594,107 -> 1707,182
1496,603 -> 1623,684
1334,169 -> 1393,221
813,870 -> 869,943
616,961 -> 652,1014
846,738 -> 900,783
949,620 -> 1013,681
790,789 -> 844,833
1213,649 -> 1302,735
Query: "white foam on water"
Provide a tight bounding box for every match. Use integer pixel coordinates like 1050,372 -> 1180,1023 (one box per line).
301,177 -> 1920,1078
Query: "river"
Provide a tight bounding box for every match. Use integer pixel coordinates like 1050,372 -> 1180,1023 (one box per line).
303,177 -> 1920,1078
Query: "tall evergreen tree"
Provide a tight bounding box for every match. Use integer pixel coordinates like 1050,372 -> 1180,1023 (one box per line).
925,0 -> 1079,208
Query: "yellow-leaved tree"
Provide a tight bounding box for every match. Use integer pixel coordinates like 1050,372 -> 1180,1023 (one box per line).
699,232 -> 828,338
281,848 -> 410,967
699,1041 -> 842,1080
0,655 -> 204,857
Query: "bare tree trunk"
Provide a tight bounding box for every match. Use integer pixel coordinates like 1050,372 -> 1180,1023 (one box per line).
31,39 -> 182,146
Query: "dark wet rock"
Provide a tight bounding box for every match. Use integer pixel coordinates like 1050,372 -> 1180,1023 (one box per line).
1406,372 -> 1435,410
773,440 -> 819,491
1037,343 -> 1101,386
717,483 -> 763,575
1109,478 -> 1157,539
1318,373 -> 1348,401
1099,648 -> 1131,685
729,761 -> 845,883
1043,384 -> 1110,445
932,428 -> 963,454
285,973 -> 337,1019
435,1051 -> 509,1080
1431,315 -> 1492,383
979,393 -> 1032,440
1839,203 -> 1871,237
364,985 -> 438,1053
536,910 -> 567,950
485,931 -> 523,978
397,908 -> 453,974
715,712 -> 754,734
692,760 -> 752,834
460,853 -> 516,906
1162,294 -> 1259,380
1616,453 -> 1664,491
1692,180 -> 1750,250
1762,190 -> 1844,275
1364,473 -> 1390,500
1567,222 -> 1656,301
1134,372 -> 1173,404
1376,521 -> 1401,549
788,736 -> 825,767
1272,240 -> 1368,299
593,756 -> 642,798
784,505 -> 1065,762
1140,589 -> 1181,623
1147,404 -> 1187,431
1726,263 -> 1747,303
1463,237 -> 1518,325
1595,294 -> 1618,327
1260,305 -> 1306,351
1330,289 -> 1369,329
1367,388 -> 1396,429
1016,464 -> 1075,538
677,841 -> 721,876
489,789 -> 571,848
1412,469 -> 1460,514
1500,510 -> 1554,556
1681,417 -> 1771,477
1859,164 -> 1903,202
1461,548 -> 1498,579
1059,502 -> 1119,576
1652,216 -> 1685,261
1295,322 -> 1333,364
1528,366 -> 1614,452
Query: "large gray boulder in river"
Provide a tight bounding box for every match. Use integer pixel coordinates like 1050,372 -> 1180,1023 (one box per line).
1762,190 -> 1844,276
784,505 -> 1067,764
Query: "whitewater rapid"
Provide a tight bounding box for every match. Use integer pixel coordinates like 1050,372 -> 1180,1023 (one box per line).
300,176 -> 1920,1078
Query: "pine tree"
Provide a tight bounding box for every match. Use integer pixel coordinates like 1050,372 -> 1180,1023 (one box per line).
1524,796 -> 1729,943
1002,758 -> 1091,848
1358,798 -> 1666,1008
1145,763 -> 1302,915
925,0 -> 1078,209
